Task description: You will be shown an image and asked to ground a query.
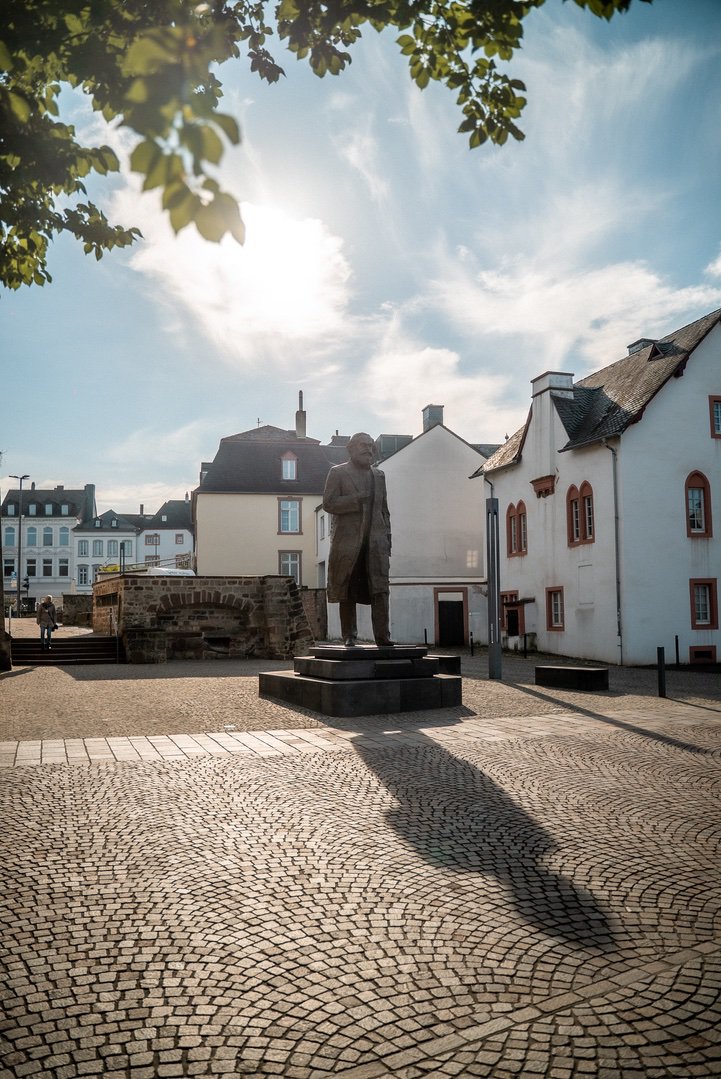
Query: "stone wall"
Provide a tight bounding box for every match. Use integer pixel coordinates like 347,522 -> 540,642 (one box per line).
61,594 -> 93,627
93,575 -> 314,663
300,588 -> 328,641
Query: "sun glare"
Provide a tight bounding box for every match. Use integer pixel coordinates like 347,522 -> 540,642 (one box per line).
233,203 -> 351,338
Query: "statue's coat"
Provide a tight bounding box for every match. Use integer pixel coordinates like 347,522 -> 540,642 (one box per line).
323,462 -> 391,603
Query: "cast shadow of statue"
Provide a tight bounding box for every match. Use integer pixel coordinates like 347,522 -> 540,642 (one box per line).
351,728 -> 615,951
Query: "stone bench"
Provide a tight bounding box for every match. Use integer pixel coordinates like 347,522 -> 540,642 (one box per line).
535,665 -> 609,691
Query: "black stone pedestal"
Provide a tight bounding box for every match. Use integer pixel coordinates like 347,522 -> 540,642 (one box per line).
259,644 -> 462,718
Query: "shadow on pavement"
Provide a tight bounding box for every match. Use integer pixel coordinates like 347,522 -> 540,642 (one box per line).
351,726 -> 616,950
512,683 -> 717,755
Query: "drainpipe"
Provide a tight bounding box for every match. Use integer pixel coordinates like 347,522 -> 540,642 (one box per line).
603,439 -> 623,665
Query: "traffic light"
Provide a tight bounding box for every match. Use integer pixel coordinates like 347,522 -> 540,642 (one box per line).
22,576 -> 29,590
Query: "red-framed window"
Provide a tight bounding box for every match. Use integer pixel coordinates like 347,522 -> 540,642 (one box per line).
709,396 -> 721,439
685,471 -> 713,538
506,501 -> 527,557
567,482 -> 594,546
689,578 -> 718,630
546,587 -> 565,631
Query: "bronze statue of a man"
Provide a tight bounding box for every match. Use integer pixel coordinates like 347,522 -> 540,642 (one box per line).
322,432 -> 392,647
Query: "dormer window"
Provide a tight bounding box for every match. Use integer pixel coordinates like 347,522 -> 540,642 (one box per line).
111,518 -> 118,528
28,503 -> 37,516
281,452 -> 298,481
94,519 -> 101,528
45,503 -> 53,515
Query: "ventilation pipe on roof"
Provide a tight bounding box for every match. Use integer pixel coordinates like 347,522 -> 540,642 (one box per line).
295,390 -> 307,439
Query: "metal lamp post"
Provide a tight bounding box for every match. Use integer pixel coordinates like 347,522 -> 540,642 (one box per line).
9,474 -> 29,615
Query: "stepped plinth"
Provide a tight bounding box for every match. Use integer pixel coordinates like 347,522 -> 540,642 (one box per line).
259,644 -> 462,718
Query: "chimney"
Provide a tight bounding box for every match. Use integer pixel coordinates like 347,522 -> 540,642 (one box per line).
295,390 -> 307,439
422,404 -> 444,432
139,504 -> 144,515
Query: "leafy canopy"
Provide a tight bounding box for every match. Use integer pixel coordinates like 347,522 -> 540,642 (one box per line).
0,0 -> 651,289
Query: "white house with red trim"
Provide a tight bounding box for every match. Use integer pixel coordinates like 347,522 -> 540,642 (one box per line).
480,308 -> 721,666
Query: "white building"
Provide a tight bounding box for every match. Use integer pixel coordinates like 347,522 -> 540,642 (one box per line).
481,308 -> 721,666
136,498 -> 193,569
73,510 -> 139,592
321,406 -> 499,645
1,483 -> 96,607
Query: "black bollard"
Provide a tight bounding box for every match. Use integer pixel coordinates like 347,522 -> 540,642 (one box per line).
657,646 -> 666,698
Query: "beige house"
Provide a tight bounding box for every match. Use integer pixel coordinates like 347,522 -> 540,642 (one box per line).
193,396 -> 348,587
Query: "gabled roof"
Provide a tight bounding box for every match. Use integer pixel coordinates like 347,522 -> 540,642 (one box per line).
223,424 -> 321,445
196,437 -> 348,494
482,307 -> 721,472
74,509 -> 140,534
142,500 -> 193,530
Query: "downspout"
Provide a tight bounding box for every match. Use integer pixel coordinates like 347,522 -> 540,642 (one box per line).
603,439 -> 623,665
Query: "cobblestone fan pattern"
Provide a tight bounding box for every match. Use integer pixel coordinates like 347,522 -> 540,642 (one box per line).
2,717 -> 720,1077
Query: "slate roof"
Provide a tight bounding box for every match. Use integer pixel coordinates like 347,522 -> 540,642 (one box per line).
143,500 -> 193,530
1,485 -> 95,520
482,307 -> 721,474
196,434 -> 348,494
74,509 -> 140,534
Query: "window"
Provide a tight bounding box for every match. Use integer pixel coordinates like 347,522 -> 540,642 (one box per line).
28,503 -> 37,516
78,540 -> 89,557
710,396 -> 721,439
120,541 -> 133,555
59,527 -> 70,547
567,482 -> 594,545
27,559 -> 36,577
319,514 -> 326,541
279,551 -> 301,585
4,526 -> 15,548
175,533 -> 184,544
45,503 -> 53,515
107,540 -> 118,557
6,504 -> 15,516
59,559 -> 69,578
145,533 -> 160,546
26,526 -> 37,546
78,565 -> 89,586
61,504 -> 69,516
92,539 -> 103,557
685,472 -> 712,538
175,554 -> 191,568
94,519 -> 101,528
4,559 -> 15,577
506,502 -> 527,556
281,453 -> 298,481
43,526 -> 53,546
111,518 -> 118,528
690,579 -> 718,629
145,555 -> 160,565
279,499 -> 301,534
42,558 -> 52,577
546,587 -> 565,630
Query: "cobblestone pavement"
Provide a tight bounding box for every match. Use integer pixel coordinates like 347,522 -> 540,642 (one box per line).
2,640 -> 721,1077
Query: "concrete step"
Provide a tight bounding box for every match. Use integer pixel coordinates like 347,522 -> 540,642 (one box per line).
10,635 -> 125,666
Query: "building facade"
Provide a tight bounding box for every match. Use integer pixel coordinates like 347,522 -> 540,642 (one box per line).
481,308 -> 721,666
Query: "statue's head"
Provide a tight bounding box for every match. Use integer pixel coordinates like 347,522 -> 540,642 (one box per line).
347,432 -> 375,469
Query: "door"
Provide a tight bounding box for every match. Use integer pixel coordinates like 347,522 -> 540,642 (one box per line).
437,597 -> 465,646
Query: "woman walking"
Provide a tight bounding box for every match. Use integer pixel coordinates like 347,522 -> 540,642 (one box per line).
36,595 -> 57,651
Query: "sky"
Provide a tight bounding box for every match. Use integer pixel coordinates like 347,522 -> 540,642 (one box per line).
3,0 -> 721,514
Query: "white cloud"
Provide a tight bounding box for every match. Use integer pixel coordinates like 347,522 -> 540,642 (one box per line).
360,319 -> 524,443
96,482 -> 194,517
110,189 -> 354,368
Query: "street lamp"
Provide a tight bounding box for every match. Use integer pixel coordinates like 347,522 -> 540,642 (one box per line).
9,475 -> 29,615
